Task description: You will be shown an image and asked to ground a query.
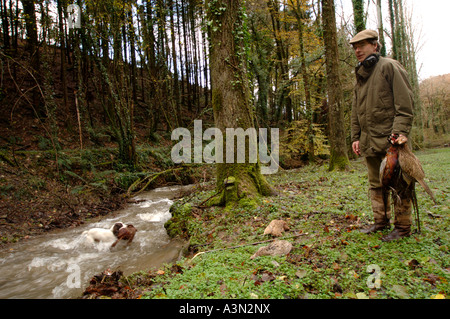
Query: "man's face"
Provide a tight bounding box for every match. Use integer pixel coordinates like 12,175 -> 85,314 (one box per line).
352,40 -> 377,63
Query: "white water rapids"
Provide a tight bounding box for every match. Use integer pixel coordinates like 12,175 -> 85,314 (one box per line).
0,185 -> 193,299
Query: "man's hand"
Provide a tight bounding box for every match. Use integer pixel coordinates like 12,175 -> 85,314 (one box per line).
352,141 -> 361,156
389,133 -> 407,145
395,134 -> 407,144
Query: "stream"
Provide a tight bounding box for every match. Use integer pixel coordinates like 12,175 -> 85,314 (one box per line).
0,184 -> 194,299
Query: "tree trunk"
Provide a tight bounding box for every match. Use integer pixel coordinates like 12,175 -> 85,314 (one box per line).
290,0 -> 315,162
169,0 -> 181,123
389,0 -> 405,63
181,0 -> 193,112
22,0 -> 41,109
376,0 -> 386,56
351,0 -> 365,33
207,0 -> 273,206
57,0 -> 70,121
11,0 -> 20,55
189,4 -> 200,113
1,0 -> 10,51
248,18 -> 269,125
127,5 -> 138,107
322,0 -> 349,171
268,0 -> 291,124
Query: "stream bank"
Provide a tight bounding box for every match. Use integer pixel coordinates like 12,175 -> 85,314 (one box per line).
0,184 -> 194,299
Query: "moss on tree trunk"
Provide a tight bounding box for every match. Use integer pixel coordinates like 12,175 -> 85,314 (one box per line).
322,0 -> 350,171
207,0 -> 274,206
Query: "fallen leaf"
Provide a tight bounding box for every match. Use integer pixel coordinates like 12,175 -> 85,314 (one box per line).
420,256 -> 431,263
264,220 -> 289,237
250,293 -> 259,299
344,292 -> 357,299
431,294 -> 445,299
423,274 -> 439,285
356,292 -> 369,299
271,260 -> 280,268
392,285 -> 408,298
341,239 -> 349,246
332,262 -> 341,270
250,240 -> 292,259
340,252 -> 349,261
261,271 -> 275,282
220,283 -> 228,295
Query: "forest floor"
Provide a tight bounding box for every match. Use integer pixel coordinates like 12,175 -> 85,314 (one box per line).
82,147 -> 449,299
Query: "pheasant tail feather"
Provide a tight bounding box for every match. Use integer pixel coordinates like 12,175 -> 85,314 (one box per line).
418,179 -> 437,205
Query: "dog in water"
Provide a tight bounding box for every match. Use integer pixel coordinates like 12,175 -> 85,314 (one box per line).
111,224 -> 137,248
83,222 -> 137,249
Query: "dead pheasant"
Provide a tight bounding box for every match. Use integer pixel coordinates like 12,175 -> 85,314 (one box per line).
380,134 -> 437,233
379,138 -> 400,190
379,135 -> 402,219
395,135 -> 437,205
380,135 -> 436,204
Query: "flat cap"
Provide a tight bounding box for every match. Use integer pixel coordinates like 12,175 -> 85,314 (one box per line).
349,29 -> 378,44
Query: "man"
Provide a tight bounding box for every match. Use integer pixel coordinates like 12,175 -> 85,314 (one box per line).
350,30 -> 414,242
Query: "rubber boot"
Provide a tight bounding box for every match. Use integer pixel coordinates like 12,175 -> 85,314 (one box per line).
360,188 -> 391,234
382,195 -> 412,242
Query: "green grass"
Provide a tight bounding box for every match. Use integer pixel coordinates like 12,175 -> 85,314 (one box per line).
131,148 -> 450,299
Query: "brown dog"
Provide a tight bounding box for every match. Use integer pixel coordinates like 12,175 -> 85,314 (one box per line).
111,222 -> 124,237
111,224 -> 137,248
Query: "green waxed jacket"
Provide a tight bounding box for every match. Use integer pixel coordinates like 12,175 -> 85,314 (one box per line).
351,55 -> 414,157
